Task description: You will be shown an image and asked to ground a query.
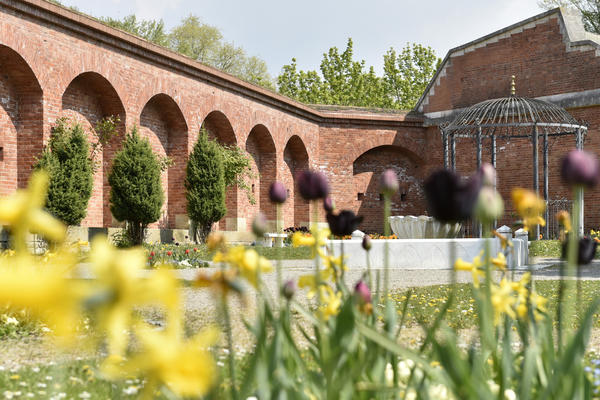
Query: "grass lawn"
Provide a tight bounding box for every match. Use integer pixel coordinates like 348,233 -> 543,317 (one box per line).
529,240 -> 562,258
390,279 -> 600,329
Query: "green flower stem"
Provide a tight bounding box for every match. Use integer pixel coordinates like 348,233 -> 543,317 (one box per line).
220,262 -> 239,400
562,186 -> 581,346
276,203 -> 283,306
383,194 -> 391,305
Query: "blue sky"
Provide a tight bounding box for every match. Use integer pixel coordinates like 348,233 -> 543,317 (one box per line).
60,0 -> 545,77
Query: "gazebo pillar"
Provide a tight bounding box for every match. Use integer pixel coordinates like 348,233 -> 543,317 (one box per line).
442,130 -> 448,169
476,124 -> 482,169
491,134 -> 496,168
450,133 -> 456,171
532,124 -> 539,240
543,130 -> 549,239
576,128 -> 584,235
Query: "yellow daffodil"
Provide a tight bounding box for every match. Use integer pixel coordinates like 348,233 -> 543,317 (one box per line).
0,171 -> 66,251
88,236 -> 180,356
491,278 -> 516,324
511,188 -> 546,231
556,210 -> 571,232
213,246 -> 272,287
298,270 -> 333,298
292,232 -> 315,247
492,230 -> 513,250
491,252 -> 507,270
0,253 -> 87,340
318,285 -> 342,321
102,324 -> 219,399
195,269 -> 244,300
454,251 -> 485,287
292,228 -> 330,258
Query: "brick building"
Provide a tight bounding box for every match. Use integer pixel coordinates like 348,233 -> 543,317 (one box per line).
0,1 -> 599,235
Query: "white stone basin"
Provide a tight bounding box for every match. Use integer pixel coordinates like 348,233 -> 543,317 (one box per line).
389,215 -> 461,239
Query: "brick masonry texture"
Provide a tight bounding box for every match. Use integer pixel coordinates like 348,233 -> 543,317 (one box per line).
1,1 -> 600,234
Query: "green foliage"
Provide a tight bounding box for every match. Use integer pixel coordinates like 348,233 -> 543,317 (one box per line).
100,15 -> 169,46
277,39 -> 440,109
34,119 -> 93,226
383,43 -> 441,109
540,0 -> 600,34
529,239 -> 563,258
185,130 -> 226,242
220,143 -> 256,204
108,126 -> 164,245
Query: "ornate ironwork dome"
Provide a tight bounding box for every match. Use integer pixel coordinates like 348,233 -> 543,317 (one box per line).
444,96 -> 583,137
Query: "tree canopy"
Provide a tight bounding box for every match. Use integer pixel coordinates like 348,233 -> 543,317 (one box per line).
100,14 -> 275,90
540,0 -> 600,34
277,39 -> 440,110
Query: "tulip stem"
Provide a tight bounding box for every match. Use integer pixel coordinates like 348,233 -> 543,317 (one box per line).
563,186 -> 581,347
383,195 -> 391,304
220,262 -> 238,400
276,204 -> 283,306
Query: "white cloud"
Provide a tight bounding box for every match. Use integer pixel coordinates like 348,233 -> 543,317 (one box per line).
132,0 -> 181,20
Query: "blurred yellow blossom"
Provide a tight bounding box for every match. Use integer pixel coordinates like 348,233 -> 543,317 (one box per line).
213,246 -> 272,287
491,278 -> 516,324
454,251 -> 485,287
511,188 -> 546,231
491,252 -> 507,270
102,323 -> 219,399
318,285 -> 342,321
298,270 -> 333,298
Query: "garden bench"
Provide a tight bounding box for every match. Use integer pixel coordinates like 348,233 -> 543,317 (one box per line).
257,233 -> 287,248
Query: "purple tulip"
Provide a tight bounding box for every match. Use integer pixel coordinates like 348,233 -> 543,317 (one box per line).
269,181 -> 288,204
297,170 -> 330,200
362,234 -> 372,251
380,169 -> 399,196
281,280 -> 296,300
481,163 -> 496,187
326,210 -> 363,236
354,280 -> 372,304
252,212 -> 267,237
561,150 -> 600,188
562,236 -> 598,265
424,169 -> 482,223
323,196 -> 335,213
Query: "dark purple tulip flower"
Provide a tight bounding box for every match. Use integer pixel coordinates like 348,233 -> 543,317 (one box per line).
297,170 -> 330,200
562,236 -> 598,265
327,210 -> 363,236
281,280 -> 296,300
252,212 -> 267,237
424,169 -> 482,223
354,280 -> 372,304
362,234 -> 372,251
323,196 -> 335,213
269,181 -> 288,204
561,150 -> 600,188
381,169 -> 399,195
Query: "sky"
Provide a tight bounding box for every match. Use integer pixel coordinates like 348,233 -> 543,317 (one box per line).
59,0 -> 546,78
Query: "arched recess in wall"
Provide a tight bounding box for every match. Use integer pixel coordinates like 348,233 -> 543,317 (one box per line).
246,124 -> 277,230
202,111 -> 238,231
61,72 -> 126,228
283,135 -> 309,228
140,94 -> 188,229
353,145 -> 424,233
0,45 -> 43,194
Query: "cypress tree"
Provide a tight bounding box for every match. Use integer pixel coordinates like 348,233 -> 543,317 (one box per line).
185,129 -> 226,242
34,119 -> 93,226
108,126 -> 164,245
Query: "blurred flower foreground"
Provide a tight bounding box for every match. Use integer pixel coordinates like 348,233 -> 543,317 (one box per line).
0,159 -> 598,399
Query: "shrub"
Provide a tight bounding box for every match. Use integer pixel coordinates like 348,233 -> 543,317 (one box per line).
108,126 -> 164,245
34,118 -> 93,226
185,130 -> 226,243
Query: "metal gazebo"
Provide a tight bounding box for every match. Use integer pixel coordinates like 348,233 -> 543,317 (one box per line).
440,77 -> 588,238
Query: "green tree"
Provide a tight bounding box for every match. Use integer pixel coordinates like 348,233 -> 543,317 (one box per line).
34,119 -> 93,226
383,43 -> 441,109
185,130 -> 226,243
108,127 -> 164,246
539,0 -> 600,33
277,39 -> 440,110
100,15 -> 169,46
220,143 -> 257,204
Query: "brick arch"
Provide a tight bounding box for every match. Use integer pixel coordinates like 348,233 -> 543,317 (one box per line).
61,71 -> 126,227
202,110 -> 239,231
348,133 -> 425,168
140,94 -> 188,229
283,135 -> 310,228
352,145 -> 425,233
245,124 -> 277,230
0,45 -> 43,193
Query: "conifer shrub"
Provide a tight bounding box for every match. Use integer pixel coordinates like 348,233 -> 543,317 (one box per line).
185,130 -> 226,242
108,126 -> 164,245
34,118 -> 93,226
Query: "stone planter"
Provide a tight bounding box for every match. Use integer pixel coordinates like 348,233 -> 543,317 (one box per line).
389,216 -> 461,239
